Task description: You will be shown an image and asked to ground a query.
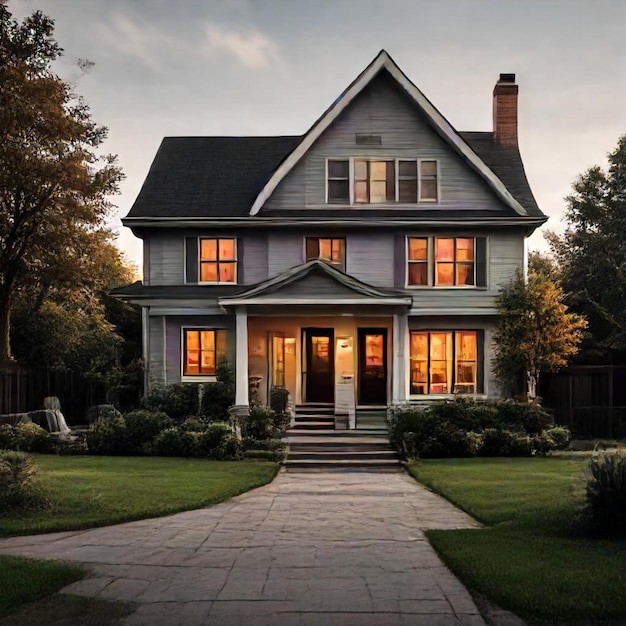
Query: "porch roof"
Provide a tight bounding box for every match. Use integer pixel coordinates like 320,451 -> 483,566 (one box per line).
218,260 -> 412,307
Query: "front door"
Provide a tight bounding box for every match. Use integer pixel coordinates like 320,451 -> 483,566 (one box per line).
304,328 -> 334,403
358,328 -> 387,405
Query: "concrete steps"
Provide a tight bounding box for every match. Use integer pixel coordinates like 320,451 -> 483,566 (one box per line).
284,405 -> 400,472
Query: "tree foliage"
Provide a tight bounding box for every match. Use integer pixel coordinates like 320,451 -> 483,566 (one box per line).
494,253 -> 587,399
547,135 -> 626,356
0,7 -> 125,363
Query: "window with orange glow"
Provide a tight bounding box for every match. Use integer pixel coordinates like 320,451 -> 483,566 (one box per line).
305,238 -> 345,271
409,331 -> 478,394
435,238 -> 474,286
183,329 -> 227,376
199,238 -> 237,283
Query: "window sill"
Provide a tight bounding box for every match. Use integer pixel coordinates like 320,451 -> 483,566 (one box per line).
408,393 -> 487,401
198,281 -> 237,286
404,285 -> 487,290
181,376 -> 217,383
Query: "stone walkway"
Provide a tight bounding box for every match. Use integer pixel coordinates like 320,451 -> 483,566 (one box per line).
0,471 -> 484,625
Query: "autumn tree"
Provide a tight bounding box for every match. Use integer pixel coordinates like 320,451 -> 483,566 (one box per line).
493,253 -> 587,400
0,7 -> 124,364
547,135 -> 626,357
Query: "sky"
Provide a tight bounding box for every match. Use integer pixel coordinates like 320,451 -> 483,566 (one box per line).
9,0 -> 626,275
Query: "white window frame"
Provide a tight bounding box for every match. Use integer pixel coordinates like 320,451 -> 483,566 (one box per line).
180,326 -> 227,382
405,236 -> 477,289
325,158 -> 441,205
197,237 -> 238,285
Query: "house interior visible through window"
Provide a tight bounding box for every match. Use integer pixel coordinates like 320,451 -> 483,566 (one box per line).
306,238 -> 345,270
184,329 -> 226,376
409,331 -> 477,394
199,238 -> 236,283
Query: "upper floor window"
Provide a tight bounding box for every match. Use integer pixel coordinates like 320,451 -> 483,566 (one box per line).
326,158 -> 438,204
410,330 -> 478,395
306,237 -> 346,271
199,238 -> 237,283
407,237 -> 477,287
183,328 -> 227,377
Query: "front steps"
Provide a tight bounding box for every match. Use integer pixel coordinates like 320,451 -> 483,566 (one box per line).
285,405 -> 400,472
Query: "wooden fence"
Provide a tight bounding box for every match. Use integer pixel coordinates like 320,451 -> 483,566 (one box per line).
540,365 -> 626,439
0,366 -> 109,426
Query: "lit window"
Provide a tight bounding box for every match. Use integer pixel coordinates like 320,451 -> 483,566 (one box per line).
183,329 -> 227,376
407,237 -> 429,285
410,331 -> 478,394
435,238 -> 475,286
305,237 -> 345,271
199,238 -> 236,283
354,160 -> 395,203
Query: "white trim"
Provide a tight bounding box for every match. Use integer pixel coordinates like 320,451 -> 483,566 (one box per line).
180,326 -> 224,380
249,50 -> 528,217
220,297 -> 412,306
417,158 -> 440,203
235,310 -> 249,406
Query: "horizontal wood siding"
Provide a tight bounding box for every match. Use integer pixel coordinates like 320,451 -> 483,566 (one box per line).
148,234 -> 184,286
264,72 -> 505,213
242,233 -> 269,284
347,233 -> 394,286
267,273 -> 373,299
148,316 -> 164,385
268,232 -> 304,275
409,290 -> 499,312
489,231 -> 525,289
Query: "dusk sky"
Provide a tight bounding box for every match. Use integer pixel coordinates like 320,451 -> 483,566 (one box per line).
10,0 -> 626,275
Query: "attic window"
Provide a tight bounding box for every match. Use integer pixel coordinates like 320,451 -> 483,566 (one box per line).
356,134 -> 381,145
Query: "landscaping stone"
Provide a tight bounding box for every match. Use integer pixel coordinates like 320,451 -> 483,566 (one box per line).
0,471 -> 486,625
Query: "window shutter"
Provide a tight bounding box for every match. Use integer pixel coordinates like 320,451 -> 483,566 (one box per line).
305,238 -> 319,262
476,237 -> 487,287
216,330 -> 228,361
476,329 -> 485,394
393,235 -> 406,287
185,237 -> 198,283
237,238 -> 244,284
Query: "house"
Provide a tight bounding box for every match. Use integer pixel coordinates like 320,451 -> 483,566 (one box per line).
114,50 -> 547,419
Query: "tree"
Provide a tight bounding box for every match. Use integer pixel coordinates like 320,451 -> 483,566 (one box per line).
493,253 -> 587,400
547,135 -> 626,356
0,7 -> 123,364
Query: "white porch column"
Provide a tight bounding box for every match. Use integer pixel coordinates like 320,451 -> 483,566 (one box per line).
235,308 -> 249,407
392,313 -> 409,404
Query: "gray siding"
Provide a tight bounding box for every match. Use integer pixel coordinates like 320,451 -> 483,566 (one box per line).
489,231 -> 525,290
265,273 -> 373,299
347,233 -> 394,286
264,72 -> 507,213
243,233 -> 269,284
149,234 -> 184,286
148,316 -> 164,385
268,232 -> 304,275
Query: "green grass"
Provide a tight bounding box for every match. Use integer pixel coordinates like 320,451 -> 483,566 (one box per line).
408,458 -> 626,626
0,555 -> 84,617
0,455 -> 278,536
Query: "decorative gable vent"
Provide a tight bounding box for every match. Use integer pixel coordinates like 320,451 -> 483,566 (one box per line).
356,134 -> 382,145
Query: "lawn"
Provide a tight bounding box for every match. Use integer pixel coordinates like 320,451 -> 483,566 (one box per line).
0,455 -> 278,536
409,458 -> 626,626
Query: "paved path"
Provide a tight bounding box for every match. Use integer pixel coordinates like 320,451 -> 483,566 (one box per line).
0,471 -> 484,625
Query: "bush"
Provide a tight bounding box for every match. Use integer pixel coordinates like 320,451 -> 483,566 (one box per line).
582,453 -> 626,537
180,417 -> 208,432
124,409 -> 173,450
86,415 -> 131,455
197,423 -> 240,459
479,428 -> 532,457
242,406 -> 276,441
86,404 -> 122,425
14,422 -> 54,453
269,386 -> 289,414
496,401 -> 553,434
0,451 -> 49,513
545,426 -> 570,450
54,434 -> 89,456
153,428 -> 198,457
144,384 -> 199,422
0,424 -> 16,450
198,359 -> 235,422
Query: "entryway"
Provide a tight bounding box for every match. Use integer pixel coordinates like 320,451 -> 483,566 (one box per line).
303,328 -> 334,403
357,328 -> 387,405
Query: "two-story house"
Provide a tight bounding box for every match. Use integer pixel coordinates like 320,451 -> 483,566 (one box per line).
115,50 -> 547,417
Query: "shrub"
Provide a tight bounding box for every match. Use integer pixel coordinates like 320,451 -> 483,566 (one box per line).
496,401 -> 553,434
144,384 -> 199,422
124,409 -> 173,450
242,406 -> 276,441
153,428 -> 198,457
180,416 -> 208,432
0,424 -> 16,450
197,423 -> 240,459
14,422 -> 54,453
86,415 -> 131,455
86,404 -> 122,425
269,386 -> 289,414
0,451 -> 49,513
479,428 -> 531,457
545,426 -> 570,450
532,431 -> 559,455
582,452 -> 626,537
54,434 -> 89,456
198,359 -> 235,422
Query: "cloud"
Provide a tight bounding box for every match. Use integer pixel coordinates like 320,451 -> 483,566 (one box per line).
204,23 -> 281,69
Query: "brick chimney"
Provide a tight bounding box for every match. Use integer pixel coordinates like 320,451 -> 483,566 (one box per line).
493,73 -> 518,146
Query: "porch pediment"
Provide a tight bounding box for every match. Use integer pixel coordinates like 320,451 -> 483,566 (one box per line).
218,260 -> 412,307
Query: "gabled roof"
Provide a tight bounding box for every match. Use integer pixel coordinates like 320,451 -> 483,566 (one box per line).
218,260 -> 412,306
249,50 -> 530,218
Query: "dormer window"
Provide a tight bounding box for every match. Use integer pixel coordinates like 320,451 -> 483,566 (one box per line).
326,158 -> 438,204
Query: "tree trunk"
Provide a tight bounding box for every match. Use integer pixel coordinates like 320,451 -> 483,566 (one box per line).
0,287 -> 13,366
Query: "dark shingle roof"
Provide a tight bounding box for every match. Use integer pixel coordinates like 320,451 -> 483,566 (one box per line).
127,136 -> 301,219
126,132 -> 543,221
